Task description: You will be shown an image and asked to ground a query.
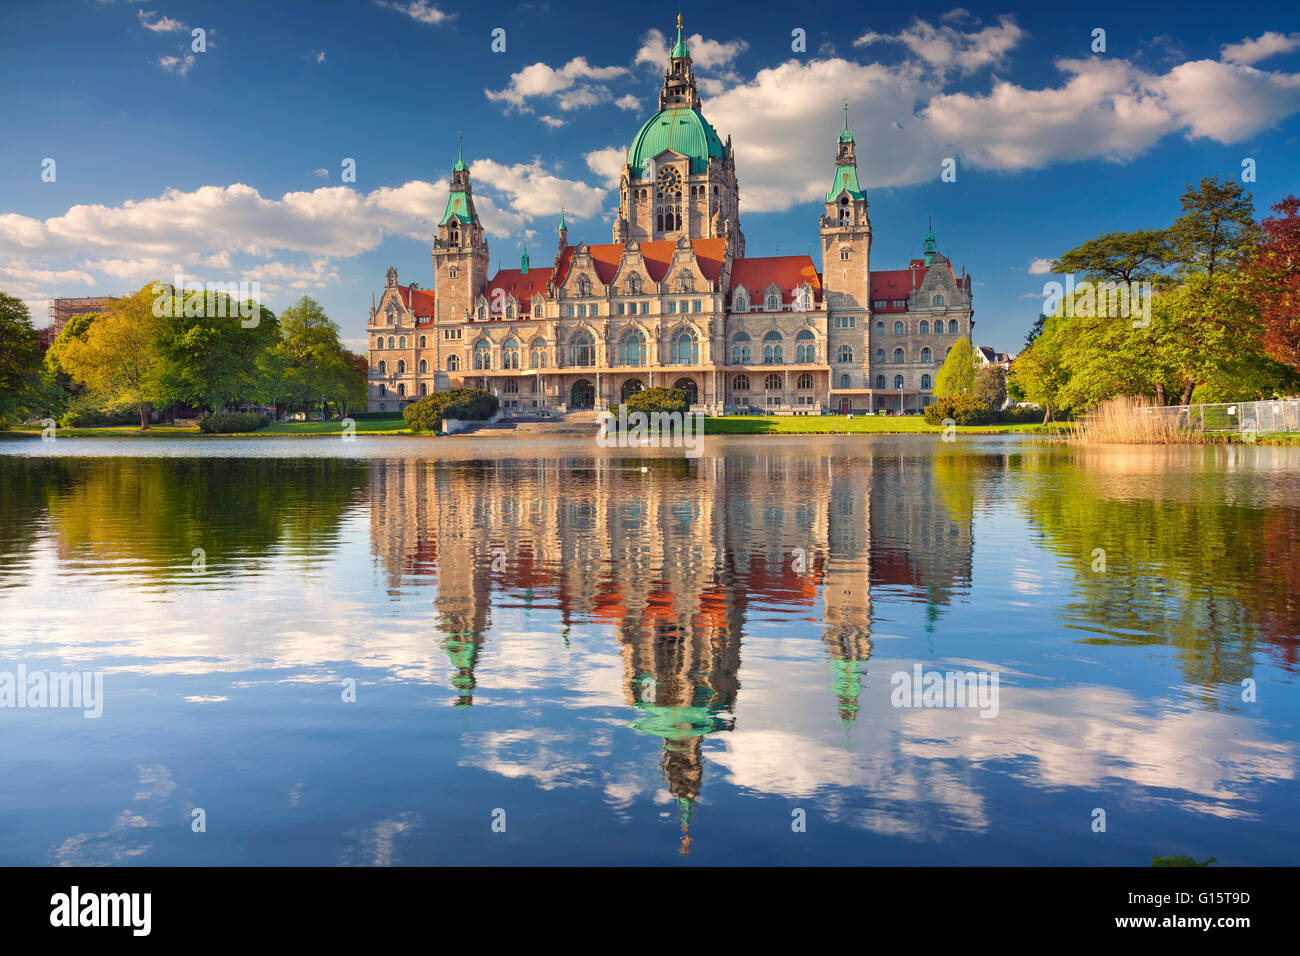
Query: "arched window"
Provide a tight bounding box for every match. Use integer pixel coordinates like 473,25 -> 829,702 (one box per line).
875,320 -> 884,332
419,335 -> 427,348
764,373 -> 782,390
921,374 -> 932,389
531,337 -> 548,369
619,328 -> 646,366
794,287 -> 812,312
397,360 -> 406,374
377,360 -> 387,374
570,330 -> 596,367
948,319 -> 959,333
733,374 -> 750,390
894,375 -> 904,389
933,294 -> 945,307
473,339 -> 492,370
502,337 -> 521,369
732,290 -> 748,312
765,291 -> 781,312
387,336 -> 395,349
796,373 -> 813,389
875,375 -> 885,389
731,331 -> 751,365
671,327 -> 698,365
874,349 -> 885,363
399,336 -> 406,348
934,322 -> 943,335
921,348 -> 932,363
795,329 -> 815,363
840,373 -> 850,389
477,306 -> 486,321
506,304 -> 515,319
418,358 -> 428,373
397,383 -> 406,397
625,274 -> 641,295
919,321 -> 929,335
420,383 -> 428,396
576,275 -> 591,296
893,321 -> 903,335
676,273 -> 694,293
837,345 -> 853,363
763,330 -> 783,364
378,383 -> 386,395
893,348 -> 904,364
447,355 -> 460,372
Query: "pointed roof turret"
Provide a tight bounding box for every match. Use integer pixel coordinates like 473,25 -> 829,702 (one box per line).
439,136 -> 478,226
924,218 -> 937,265
670,13 -> 689,58
825,103 -> 865,202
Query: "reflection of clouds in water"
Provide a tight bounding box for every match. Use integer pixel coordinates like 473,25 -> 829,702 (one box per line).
50,763 -> 182,865
338,813 -> 422,867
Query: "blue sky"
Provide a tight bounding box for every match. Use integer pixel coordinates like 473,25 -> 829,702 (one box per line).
2,0 -> 1299,352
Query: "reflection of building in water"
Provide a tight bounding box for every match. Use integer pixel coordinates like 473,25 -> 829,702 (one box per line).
368,448 -> 973,838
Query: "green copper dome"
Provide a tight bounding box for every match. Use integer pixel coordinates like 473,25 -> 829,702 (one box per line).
628,107 -> 725,177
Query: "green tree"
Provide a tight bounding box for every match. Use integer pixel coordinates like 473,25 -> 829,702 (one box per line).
153,286 -> 282,413
933,338 -> 976,397
1167,175 -> 1259,285
0,293 -> 43,423
56,286 -> 164,429
1055,228 -> 1171,285
973,363 -> 1006,410
1008,316 -> 1071,423
272,296 -> 350,419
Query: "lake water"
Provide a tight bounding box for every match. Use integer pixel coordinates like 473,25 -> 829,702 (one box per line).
0,434 -> 1296,865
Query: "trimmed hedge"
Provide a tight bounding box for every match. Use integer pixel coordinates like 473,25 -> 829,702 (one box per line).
58,409 -> 141,428
997,405 -> 1042,424
923,395 -> 995,426
198,412 -> 271,433
348,411 -> 405,420
403,388 -> 499,433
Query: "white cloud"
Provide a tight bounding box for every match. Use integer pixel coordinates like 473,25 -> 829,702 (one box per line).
615,93 -> 640,111
585,147 -> 626,188
311,168 -> 329,178
634,29 -> 748,72
856,14 -> 1025,78
1028,258 -> 1055,274
138,10 -> 184,32
373,0 -> 453,25
470,159 -> 606,222
1221,31 -> 1300,66
314,50 -> 326,64
538,115 -> 565,129
158,54 -> 195,76
485,57 -> 627,111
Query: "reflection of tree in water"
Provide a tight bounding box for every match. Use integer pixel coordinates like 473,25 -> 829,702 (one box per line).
0,456 -> 367,584
1018,456 -> 1300,698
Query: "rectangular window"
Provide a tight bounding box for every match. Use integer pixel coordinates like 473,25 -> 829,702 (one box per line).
667,301 -> 677,313
577,305 -> 587,317
872,300 -> 887,309
616,303 -> 625,315
693,300 -> 702,312
641,302 -> 649,314
565,305 -> 574,317
892,299 -> 907,308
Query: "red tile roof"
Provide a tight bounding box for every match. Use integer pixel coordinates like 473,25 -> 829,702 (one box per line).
728,255 -> 823,305
395,284 -> 436,320
553,237 -> 727,287
483,267 -> 554,316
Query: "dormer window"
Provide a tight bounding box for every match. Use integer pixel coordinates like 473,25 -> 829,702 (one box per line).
766,292 -> 781,312
933,294 -> 945,307
577,275 -> 591,296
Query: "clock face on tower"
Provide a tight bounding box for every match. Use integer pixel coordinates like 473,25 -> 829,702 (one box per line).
657,166 -> 679,191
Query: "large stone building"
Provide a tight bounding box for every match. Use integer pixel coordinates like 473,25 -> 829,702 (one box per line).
366,17 -> 973,415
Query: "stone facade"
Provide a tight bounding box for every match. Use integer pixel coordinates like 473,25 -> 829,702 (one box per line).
366,19 -> 973,415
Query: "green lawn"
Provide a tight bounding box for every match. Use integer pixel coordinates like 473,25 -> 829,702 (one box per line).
703,415 -> 1065,435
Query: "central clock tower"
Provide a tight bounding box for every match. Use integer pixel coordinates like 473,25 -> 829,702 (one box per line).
612,15 -> 744,253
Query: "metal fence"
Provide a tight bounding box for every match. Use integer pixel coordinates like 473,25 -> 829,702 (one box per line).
1142,398 -> 1300,434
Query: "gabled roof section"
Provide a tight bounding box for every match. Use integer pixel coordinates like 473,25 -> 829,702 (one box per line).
484,267 -> 554,315
553,238 -> 726,287
728,255 -> 823,305
393,284 -> 436,320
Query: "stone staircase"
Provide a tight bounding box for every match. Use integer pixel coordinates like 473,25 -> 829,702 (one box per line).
453,409 -> 603,437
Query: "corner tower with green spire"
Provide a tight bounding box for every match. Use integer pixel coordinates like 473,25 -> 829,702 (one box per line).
614,14 -> 744,252
821,101 -> 872,395
432,135 -> 489,328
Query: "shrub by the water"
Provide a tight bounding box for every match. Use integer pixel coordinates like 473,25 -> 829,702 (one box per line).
198,412 -> 270,433
923,394 -> 996,426
403,388 -> 499,433
58,408 -> 141,428
617,386 -> 688,417
997,405 -> 1043,424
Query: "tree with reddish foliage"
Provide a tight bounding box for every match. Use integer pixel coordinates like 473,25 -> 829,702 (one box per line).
1247,195 -> 1300,372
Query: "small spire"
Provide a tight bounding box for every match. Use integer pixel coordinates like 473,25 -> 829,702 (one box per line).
843,97 -> 849,131
559,208 -> 568,231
